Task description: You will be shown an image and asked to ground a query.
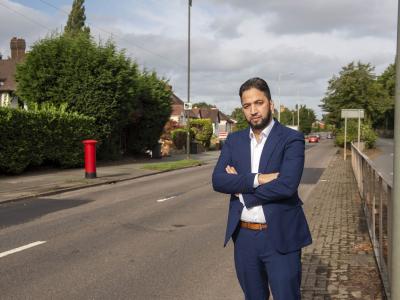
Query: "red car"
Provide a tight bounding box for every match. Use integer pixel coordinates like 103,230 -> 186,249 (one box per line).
308,135 -> 319,143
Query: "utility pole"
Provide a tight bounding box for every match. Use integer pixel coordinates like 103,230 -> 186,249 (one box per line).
297,90 -> 300,129
391,0 -> 400,297
186,0 -> 192,159
278,73 -> 282,122
292,111 -> 294,126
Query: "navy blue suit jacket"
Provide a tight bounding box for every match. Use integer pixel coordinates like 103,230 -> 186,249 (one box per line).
212,120 -> 312,253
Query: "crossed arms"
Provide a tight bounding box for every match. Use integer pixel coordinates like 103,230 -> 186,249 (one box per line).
212,133 -> 305,208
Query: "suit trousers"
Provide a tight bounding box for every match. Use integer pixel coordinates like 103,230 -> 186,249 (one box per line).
233,226 -> 302,300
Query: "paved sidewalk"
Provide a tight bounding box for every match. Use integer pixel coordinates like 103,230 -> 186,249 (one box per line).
0,151 -> 219,204
302,153 -> 384,299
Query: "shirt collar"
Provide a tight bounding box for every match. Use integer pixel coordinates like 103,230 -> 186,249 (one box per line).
249,118 -> 275,140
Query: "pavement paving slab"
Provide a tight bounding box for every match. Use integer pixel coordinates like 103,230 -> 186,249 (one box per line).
302,153 -> 384,299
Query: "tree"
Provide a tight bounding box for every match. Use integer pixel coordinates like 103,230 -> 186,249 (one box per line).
230,107 -> 248,131
16,34 -> 138,156
377,63 -> 395,130
125,71 -> 172,154
280,107 -> 295,126
320,61 -> 391,129
299,105 -> 316,134
279,105 -> 315,134
16,34 -> 171,158
64,0 -> 90,36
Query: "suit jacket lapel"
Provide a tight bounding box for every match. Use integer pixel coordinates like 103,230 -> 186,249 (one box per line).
241,128 -> 252,174
259,121 -> 282,172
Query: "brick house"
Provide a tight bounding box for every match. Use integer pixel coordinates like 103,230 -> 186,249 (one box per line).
169,92 -> 234,137
0,37 -> 26,108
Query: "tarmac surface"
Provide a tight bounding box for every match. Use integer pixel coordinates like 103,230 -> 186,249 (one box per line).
0,149 -> 385,299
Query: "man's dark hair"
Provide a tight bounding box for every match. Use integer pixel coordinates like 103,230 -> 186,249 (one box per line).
239,77 -> 271,100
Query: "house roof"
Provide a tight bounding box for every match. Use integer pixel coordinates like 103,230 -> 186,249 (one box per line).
0,59 -> 17,92
219,111 -> 234,123
171,93 -> 184,105
171,93 -> 185,116
192,107 -> 234,124
169,94 -> 234,123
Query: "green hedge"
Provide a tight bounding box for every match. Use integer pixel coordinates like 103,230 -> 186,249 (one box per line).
171,128 -> 195,150
190,119 -> 213,149
0,107 -> 97,174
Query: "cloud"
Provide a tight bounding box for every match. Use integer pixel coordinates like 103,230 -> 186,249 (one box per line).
1,0 -> 397,118
209,0 -> 397,38
0,0 -> 66,57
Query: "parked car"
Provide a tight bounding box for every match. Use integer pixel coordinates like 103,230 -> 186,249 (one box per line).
308,135 -> 319,143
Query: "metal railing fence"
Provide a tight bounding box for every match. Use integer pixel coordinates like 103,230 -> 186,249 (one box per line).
351,142 -> 392,298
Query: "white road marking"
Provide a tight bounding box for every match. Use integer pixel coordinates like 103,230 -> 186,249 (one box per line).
0,241 -> 46,259
320,179 -> 328,182
157,196 -> 176,203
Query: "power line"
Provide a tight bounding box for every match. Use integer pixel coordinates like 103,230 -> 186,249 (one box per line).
0,1 -> 52,31
37,0 -> 187,71
2,0 -> 229,101
37,0 -> 231,92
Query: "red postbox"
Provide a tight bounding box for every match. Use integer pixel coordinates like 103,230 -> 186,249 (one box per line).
82,140 -> 97,178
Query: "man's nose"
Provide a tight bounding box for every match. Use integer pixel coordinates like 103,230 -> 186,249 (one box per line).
250,105 -> 258,115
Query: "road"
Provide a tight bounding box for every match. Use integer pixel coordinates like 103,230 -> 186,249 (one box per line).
0,139 -> 336,300
369,138 -> 393,184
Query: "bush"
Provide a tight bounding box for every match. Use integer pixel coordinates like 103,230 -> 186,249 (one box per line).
0,107 -> 96,174
190,119 -> 213,149
335,120 -> 377,149
171,128 -> 194,150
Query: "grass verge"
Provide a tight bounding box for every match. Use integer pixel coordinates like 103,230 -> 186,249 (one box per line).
141,159 -> 202,171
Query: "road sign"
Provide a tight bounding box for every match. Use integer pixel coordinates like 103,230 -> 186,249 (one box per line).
341,109 -> 364,119
184,102 -> 192,110
341,109 -> 364,160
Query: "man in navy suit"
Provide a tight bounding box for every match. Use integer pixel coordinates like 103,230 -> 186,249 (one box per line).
212,77 -> 312,300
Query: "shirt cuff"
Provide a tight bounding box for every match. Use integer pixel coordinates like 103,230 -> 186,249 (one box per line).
253,173 -> 260,188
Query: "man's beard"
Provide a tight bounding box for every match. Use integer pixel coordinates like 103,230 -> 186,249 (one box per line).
247,109 -> 272,130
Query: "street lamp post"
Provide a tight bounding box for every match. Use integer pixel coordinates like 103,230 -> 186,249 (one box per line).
186,0 -> 192,159
277,72 -> 294,122
391,0 -> 400,297
297,90 -> 301,129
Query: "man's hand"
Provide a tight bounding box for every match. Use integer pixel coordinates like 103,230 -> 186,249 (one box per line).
258,172 -> 279,185
225,165 -> 237,175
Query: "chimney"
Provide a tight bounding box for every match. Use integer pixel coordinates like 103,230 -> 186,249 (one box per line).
10,37 -> 26,61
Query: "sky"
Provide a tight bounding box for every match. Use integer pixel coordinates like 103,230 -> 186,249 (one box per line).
0,0 -> 397,118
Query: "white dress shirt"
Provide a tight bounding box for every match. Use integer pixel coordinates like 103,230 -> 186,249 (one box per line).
239,119 -> 275,223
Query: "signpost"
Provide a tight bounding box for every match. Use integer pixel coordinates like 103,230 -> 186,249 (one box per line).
341,109 -> 364,160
